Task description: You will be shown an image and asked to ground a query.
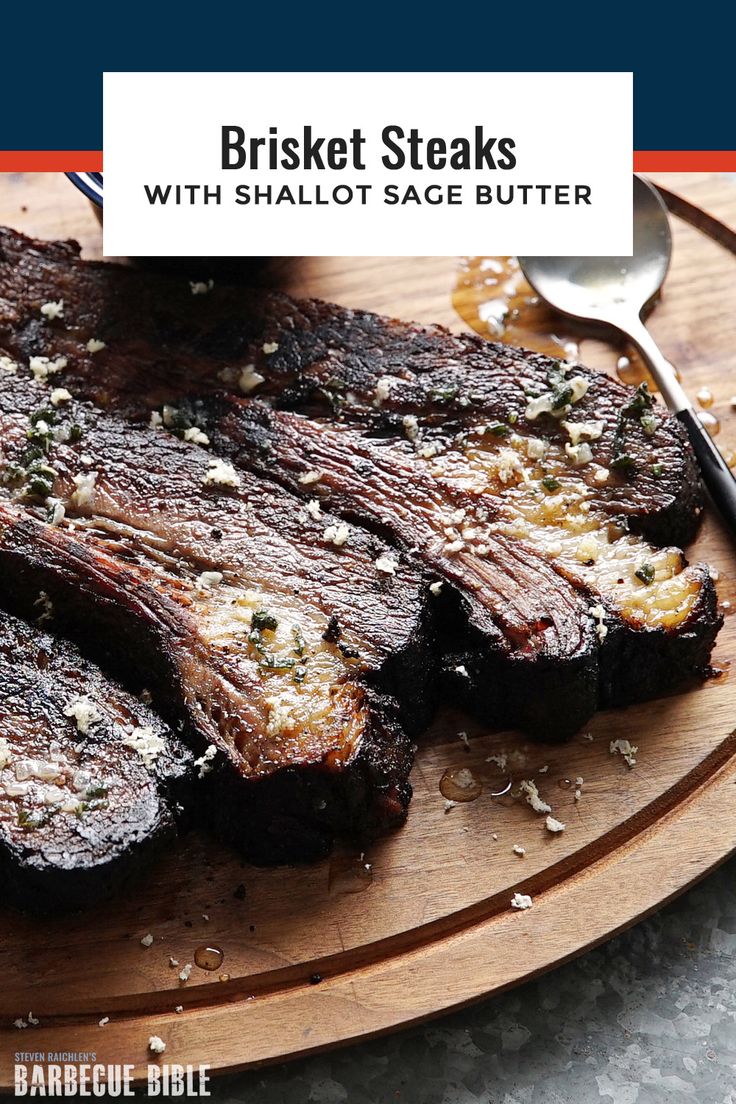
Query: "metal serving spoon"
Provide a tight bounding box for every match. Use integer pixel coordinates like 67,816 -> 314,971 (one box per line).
519,176 -> 736,535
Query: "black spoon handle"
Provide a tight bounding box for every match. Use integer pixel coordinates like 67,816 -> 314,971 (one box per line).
621,317 -> 736,537
676,407 -> 736,534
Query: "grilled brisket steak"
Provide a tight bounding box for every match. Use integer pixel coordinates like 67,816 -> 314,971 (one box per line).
0,608 -> 192,912
0,369 -> 428,863
187,396 -> 719,731
0,227 -> 719,741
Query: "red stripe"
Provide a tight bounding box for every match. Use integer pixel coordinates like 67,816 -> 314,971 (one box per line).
0,152 -> 103,171
0,150 -> 734,173
633,151 -> 736,171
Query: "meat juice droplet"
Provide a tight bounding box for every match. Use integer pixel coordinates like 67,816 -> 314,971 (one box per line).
615,352 -> 663,391
439,766 -> 483,802
698,411 -> 721,437
328,853 -> 374,895
616,355 -> 637,384
194,944 -> 224,971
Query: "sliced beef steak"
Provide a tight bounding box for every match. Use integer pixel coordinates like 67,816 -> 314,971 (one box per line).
180,395 -> 720,726
0,369 -> 429,862
0,608 -> 192,913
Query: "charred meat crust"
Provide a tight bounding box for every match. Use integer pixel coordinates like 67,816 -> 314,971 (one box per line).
594,565 -> 722,708
209,688 -> 415,864
0,608 -> 192,913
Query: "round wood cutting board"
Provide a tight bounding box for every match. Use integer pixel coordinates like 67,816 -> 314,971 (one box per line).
0,172 -> 735,1089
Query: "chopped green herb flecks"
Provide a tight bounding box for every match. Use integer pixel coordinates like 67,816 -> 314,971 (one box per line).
0,404 -> 73,501
85,783 -> 108,801
623,382 -> 654,418
26,426 -> 52,455
488,422 -> 510,437
651,463 -> 665,478
551,384 -> 574,410
26,464 -> 56,497
4,454 -> 58,499
75,798 -> 108,820
610,452 -> 635,473
17,807 -> 56,831
29,407 -> 57,429
258,653 -> 297,672
635,562 -> 655,585
251,609 -> 278,633
29,407 -> 56,425
541,475 -> 561,492
246,609 -> 308,682
429,386 -> 459,404
607,384 -> 658,474
248,609 -> 277,657
292,625 -> 306,657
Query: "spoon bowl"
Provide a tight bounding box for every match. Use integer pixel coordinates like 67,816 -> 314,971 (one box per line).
519,177 -> 672,327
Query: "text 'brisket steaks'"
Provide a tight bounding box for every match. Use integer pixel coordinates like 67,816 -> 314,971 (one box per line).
0,367 -> 432,863
0,227 -> 721,742
0,609 -> 193,912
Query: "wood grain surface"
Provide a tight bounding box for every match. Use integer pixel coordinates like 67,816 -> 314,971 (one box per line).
0,171 -> 735,1089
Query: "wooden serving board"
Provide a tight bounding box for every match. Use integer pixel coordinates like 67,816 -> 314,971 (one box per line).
1,172 -> 736,1089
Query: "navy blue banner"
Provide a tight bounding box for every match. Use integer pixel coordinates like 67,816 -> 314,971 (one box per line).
1,2 -> 729,152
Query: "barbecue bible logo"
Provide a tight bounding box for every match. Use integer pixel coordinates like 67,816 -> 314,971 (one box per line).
103,71 -> 632,257
12,1056 -> 211,1096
